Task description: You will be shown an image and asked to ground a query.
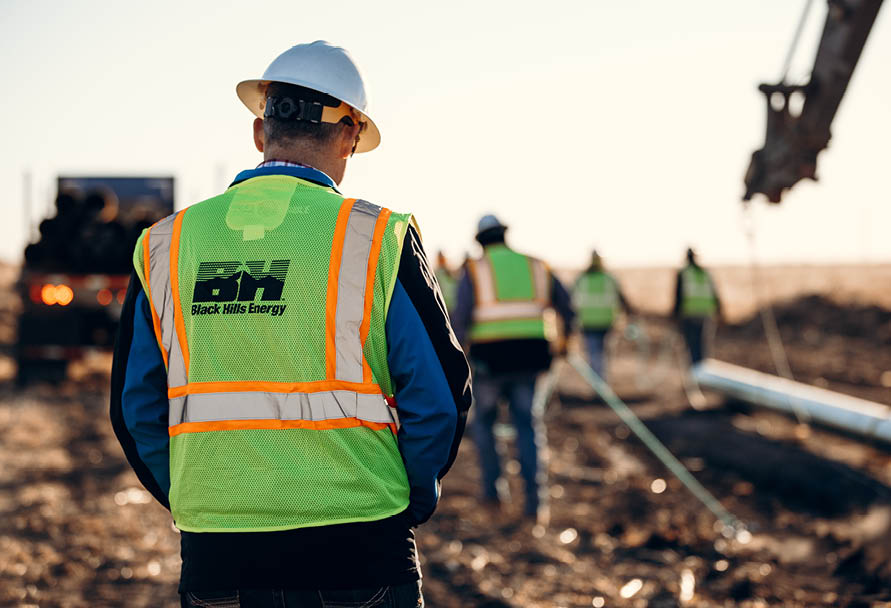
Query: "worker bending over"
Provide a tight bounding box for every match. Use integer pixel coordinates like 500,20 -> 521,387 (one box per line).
110,41 -> 471,607
672,247 -> 721,364
573,249 -> 633,381
452,215 -> 574,524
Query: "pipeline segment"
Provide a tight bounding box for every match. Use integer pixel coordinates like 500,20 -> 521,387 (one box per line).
691,359 -> 891,444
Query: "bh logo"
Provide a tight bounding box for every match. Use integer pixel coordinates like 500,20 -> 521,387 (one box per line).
193,260 -> 290,302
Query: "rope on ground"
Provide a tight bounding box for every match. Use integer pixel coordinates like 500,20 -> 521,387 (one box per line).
568,354 -> 746,538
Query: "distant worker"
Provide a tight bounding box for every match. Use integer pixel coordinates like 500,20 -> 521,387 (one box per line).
110,41 -> 471,606
435,250 -> 457,314
452,215 -> 575,524
573,249 -> 633,380
672,247 -> 722,364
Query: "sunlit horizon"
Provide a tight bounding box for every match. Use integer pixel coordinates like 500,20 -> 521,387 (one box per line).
2,0 -> 889,269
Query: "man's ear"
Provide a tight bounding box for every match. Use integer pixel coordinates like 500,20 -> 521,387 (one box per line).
338,121 -> 362,159
253,118 -> 265,153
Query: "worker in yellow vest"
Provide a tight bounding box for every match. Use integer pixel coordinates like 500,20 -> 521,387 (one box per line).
452,215 -> 575,524
672,247 -> 722,364
109,41 -> 471,606
573,249 -> 633,381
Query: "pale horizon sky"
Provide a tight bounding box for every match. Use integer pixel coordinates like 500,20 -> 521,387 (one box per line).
1,0 -> 889,270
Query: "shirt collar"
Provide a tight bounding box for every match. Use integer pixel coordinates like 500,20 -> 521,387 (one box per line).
230,160 -> 339,191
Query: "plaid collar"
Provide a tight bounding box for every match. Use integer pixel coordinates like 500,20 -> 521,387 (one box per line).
231,161 -> 339,191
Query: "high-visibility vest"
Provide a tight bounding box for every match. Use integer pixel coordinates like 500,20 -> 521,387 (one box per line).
680,265 -> 718,318
574,270 -> 619,330
467,244 -> 551,343
435,267 -> 457,313
133,174 -> 412,532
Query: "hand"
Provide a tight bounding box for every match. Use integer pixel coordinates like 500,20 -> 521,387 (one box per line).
552,336 -> 568,357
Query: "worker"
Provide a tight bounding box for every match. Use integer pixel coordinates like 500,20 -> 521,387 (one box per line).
109,41 -> 472,606
573,249 -> 633,381
452,215 -> 574,524
672,247 -> 722,364
435,250 -> 457,314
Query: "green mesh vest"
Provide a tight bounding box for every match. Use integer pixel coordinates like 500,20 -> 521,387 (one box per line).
680,265 -> 718,318
468,244 -> 551,343
133,174 -> 412,532
574,270 -> 619,330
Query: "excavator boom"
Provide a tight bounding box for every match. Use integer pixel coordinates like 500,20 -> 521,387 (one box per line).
744,0 -> 884,203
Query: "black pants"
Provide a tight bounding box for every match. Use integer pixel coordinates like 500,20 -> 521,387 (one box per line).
181,582 -> 423,607
681,318 -> 707,364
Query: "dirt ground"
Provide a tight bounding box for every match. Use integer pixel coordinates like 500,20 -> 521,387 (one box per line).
2,265 -> 891,607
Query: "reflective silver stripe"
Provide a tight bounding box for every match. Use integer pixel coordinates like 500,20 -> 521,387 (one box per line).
530,258 -> 549,303
147,213 -> 187,386
334,199 -> 380,383
471,258 -> 496,305
168,391 -> 397,426
473,301 -> 547,322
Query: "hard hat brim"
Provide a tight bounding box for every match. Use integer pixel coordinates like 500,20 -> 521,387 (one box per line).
236,79 -> 381,153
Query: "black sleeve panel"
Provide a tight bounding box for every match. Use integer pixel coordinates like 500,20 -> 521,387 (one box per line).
109,273 -> 170,509
397,225 -> 472,478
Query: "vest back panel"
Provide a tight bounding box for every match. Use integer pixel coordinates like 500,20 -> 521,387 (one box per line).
179,177 -> 338,383
469,245 -> 549,343
488,245 -> 536,301
134,175 -> 412,532
574,271 -> 619,330
681,266 -> 718,318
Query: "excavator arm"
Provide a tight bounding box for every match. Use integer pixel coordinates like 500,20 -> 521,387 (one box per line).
743,0 -> 884,203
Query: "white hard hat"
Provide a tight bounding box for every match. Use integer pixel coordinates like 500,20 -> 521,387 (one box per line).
237,41 -> 381,153
477,214 -> 507,237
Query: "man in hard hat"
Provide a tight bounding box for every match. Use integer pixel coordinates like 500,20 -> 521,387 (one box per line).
452,215 -> 574,524
434,251 -> 457,315
573,249 -> 634,380
110,41 -> 471,606
672,247 -> 722,364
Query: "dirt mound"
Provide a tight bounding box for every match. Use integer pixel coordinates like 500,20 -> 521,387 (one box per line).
646,411 -> 891,517
728,294 -> 891,345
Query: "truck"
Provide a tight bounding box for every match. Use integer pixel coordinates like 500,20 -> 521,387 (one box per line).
16,176 -> 174,384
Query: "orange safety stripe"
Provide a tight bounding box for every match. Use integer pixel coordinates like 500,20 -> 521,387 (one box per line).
170,210 -> 190,377
168,417 -> 396,437
167,379 -> 384,399
359,208 -> 391,383
325,198 -> 356,379
143,226 -> 169,368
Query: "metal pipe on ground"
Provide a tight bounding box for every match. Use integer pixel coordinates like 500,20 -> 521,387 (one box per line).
691,359 -> 891,444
